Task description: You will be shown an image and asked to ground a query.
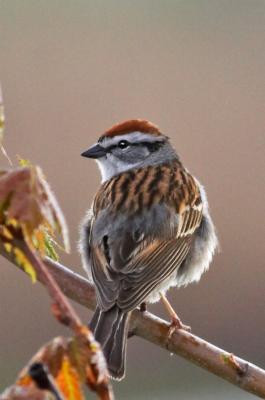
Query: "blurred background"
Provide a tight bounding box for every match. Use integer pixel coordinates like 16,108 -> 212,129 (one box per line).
0,1 -> 264,398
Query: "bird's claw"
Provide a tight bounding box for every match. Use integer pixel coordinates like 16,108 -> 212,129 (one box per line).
168,317 -> 191,338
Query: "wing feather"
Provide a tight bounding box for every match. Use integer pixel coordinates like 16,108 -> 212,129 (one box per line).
117,237 -> 191,311
91,245 -> 119,310
89,162 -> 204,313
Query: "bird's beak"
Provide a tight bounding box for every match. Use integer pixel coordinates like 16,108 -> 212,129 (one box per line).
81,144 -> 106,159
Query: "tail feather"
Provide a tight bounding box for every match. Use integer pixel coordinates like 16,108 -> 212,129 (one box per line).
89,306 -> 100,331
90,306 -> 118,348
89,306 -> 131,380
107,311 -> 130,379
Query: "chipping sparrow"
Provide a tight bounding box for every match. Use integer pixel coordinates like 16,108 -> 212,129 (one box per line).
79,119 -> 218,380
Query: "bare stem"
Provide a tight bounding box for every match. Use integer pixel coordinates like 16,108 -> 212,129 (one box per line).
23,241 -> 82,332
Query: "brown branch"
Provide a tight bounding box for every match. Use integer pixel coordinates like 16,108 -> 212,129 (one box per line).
1,245 -> 265,399
23,241 -> 82,332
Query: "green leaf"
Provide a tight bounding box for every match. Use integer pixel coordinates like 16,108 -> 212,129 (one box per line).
44,231 -> 59,261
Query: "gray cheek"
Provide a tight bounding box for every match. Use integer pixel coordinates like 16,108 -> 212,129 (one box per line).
96,148 -> 151,182
112,147 -> 149,163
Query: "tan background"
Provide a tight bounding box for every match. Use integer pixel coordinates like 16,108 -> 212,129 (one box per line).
0,1 -> 264,398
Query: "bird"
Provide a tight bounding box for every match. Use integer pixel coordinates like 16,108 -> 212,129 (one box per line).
79,119 -> 218,380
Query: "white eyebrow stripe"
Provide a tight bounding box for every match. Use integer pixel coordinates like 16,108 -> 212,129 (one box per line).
100,131 -> 165,147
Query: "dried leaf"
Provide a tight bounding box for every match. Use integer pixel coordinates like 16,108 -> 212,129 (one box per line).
14,330 -> 112,400
69,326 -> 109,389
13,246 -> 37,283
16,337 -> 84,400
17,337 -> 68,383
0,166 -> 70,279
17,375 -> 32,387
0,385 -> 53,400
56,356 -> 84,400
0,167 -> 69,252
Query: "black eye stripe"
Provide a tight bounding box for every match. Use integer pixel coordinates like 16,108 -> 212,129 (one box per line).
104,140 -> 165,153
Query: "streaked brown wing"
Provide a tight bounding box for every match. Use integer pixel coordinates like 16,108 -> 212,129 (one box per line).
117,236 -> 192,311
91,235 -> 192,312
90,162 -> 204,312
177,203 -> 203,238
91,243 -> 119,310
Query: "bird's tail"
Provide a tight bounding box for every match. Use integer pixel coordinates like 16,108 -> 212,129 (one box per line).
90,306 -> 131,380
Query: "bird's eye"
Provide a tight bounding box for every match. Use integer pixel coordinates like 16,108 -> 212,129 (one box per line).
118,140 -> 130,149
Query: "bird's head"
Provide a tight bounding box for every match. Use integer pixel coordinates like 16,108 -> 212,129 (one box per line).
81,119 -> 177,182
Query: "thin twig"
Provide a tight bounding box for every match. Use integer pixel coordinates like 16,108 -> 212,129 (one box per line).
24,241 -> 82,332
1,245 -> 265,399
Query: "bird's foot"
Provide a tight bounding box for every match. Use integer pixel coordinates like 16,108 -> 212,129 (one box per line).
168,315 -> 191,339
159,292 -> 191,338
167,315 -> 191,341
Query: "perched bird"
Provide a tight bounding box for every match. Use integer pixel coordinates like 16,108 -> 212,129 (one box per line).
79,119 -> 218,380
